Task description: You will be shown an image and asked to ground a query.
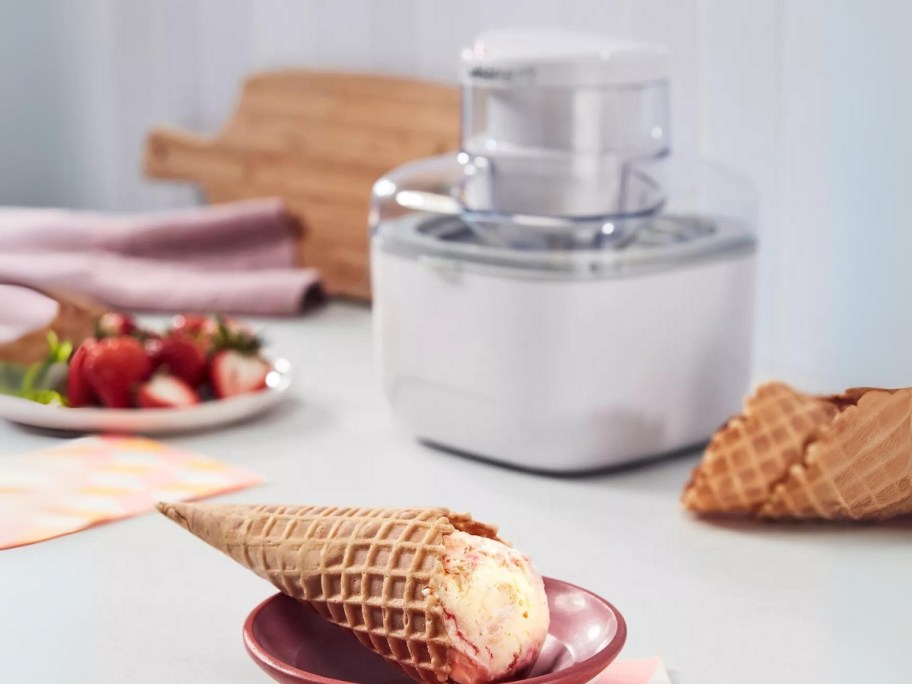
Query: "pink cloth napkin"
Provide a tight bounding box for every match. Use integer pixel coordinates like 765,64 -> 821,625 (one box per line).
0,198 -> 323,314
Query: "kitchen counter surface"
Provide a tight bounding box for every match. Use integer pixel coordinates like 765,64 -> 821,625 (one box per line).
2,303 -> 910,684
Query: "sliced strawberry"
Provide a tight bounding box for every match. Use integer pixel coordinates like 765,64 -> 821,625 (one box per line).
137,374 -> 200,409
95,312 -> 137,338
145,334 -> 208,387
83,336 -> 153,408
67,339 -> 98,408
209,350 -> 270,399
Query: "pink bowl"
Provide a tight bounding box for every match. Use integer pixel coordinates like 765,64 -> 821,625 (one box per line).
243,577 -> 627,684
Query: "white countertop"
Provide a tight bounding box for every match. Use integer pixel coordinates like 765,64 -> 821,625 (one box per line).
2,303 -> 910,684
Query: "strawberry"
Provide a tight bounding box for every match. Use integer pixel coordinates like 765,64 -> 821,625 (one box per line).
172,313 -> 260,355
209,350 -> 270,399
95,312 -> 136,338
137,374 -> 200,409
209,317 -> 261,356
203,315 -> 252,339
145,334 -> 208,387
83,336 -> 153,408
66,339 -> 98,407
169,313 -> 208,339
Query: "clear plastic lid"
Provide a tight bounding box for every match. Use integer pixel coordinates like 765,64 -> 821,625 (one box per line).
460,29 -> 668,88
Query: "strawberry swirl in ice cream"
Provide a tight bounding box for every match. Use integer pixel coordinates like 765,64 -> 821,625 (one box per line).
430,530 -> 550,684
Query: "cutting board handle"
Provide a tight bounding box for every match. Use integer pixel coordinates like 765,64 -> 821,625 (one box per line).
142,70 -> 459,299
144,127 -> 245,183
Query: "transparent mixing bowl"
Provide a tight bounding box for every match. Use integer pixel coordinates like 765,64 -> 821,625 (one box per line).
371,152 -> 757,274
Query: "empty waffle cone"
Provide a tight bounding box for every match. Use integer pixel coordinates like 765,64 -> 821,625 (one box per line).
759,387 -> 912,519
682,382 -> 839,514
157,502 -> 499,683
682,383 -> 912,520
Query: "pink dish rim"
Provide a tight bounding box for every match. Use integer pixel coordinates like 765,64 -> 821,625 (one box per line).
242,576 -> 628,684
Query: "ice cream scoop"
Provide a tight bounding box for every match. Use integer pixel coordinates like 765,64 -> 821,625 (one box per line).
157,503 -> 551,683
431,530 -> 550,684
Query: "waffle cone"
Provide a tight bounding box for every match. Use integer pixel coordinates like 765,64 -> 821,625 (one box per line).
682,383 -> 912,520
759,387 -> 912,519
682,382 -> 839,513
157,502 -> 499,683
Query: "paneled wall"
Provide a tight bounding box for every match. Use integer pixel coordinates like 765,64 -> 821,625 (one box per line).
1,0 -> 909,391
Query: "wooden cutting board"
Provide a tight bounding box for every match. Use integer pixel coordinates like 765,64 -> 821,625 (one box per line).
143,70 -> 460,300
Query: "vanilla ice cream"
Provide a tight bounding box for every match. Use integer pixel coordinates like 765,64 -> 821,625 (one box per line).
430,530 -> 550,684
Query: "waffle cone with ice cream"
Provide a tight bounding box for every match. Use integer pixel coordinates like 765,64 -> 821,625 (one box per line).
157,502 -> 550,684
682,382 -> 912,520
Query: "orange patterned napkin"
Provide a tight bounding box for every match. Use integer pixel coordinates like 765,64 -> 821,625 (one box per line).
0,435 -> 263,550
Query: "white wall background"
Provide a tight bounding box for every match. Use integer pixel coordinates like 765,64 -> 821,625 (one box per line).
0,0 -> 910,392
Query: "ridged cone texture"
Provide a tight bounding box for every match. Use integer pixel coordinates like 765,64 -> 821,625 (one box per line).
157,502 -> 500,683
682,382 -> 912,520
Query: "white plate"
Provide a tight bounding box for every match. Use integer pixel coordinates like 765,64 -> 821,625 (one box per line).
0,358 -> 292,434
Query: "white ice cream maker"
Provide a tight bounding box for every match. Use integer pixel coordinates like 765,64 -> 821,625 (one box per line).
370,30 -> 756,473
